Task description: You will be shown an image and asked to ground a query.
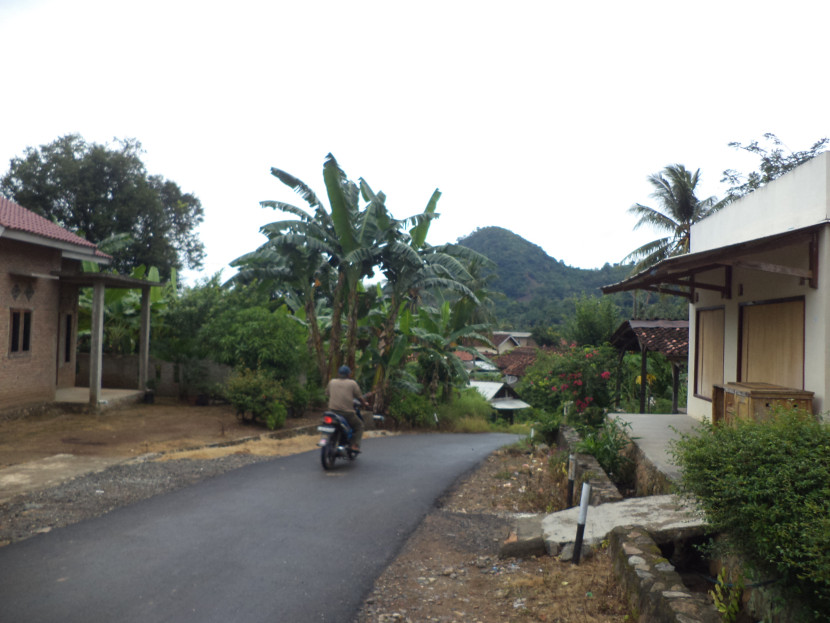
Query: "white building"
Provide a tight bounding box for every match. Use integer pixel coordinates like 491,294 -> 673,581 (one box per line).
604,152 -> 830,420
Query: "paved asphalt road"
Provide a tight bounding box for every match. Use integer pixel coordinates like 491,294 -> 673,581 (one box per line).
0,432 -> 516,623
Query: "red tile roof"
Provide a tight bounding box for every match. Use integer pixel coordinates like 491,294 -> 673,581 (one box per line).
454,350 -> 475,362
0,196 -> 98,250
610,320 -> 689,359
496,346 -> 542,377
632,326 -> 688,358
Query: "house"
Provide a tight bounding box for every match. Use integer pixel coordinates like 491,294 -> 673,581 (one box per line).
1,198 -> 156,413
473,331 -> 537,357
453,349 -> 498,374
495,345 -> 543,386
469,380 -> 531,423
603,152 -> 830,420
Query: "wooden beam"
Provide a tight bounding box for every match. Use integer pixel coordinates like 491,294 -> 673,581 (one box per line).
640,285 -> 693,300
728,259 -> 813,280
661,278 -> 728,294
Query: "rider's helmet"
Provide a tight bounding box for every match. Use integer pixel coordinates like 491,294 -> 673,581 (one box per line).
338,365 -> 351,378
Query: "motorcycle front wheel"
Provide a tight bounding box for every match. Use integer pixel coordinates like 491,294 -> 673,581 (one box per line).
321,430 -> 339,470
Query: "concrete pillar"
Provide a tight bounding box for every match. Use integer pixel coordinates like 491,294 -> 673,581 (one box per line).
639,346 -> 647,414
138,286 -> 151,390
89,281 -> 105,407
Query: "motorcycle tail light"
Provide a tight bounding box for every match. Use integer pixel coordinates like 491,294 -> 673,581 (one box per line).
322,415 -> 334,424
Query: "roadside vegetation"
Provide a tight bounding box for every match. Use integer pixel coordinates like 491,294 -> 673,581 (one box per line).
672,406 -> 830,622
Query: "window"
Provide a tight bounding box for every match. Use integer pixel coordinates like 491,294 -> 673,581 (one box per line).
695,307 -> 724,400
64,313 -> 73,363
739,298 -> 805,388
10,309 -> 32,355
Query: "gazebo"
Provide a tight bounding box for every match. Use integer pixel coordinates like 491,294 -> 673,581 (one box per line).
609,319 -> 689,414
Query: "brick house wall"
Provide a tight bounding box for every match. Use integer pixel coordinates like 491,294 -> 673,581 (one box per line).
0,239 -> 80,408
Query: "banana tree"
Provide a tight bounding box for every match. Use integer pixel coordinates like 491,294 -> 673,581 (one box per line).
411,301 -> 494,403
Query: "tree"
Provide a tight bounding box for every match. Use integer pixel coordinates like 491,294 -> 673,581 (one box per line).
565,295 -> 620,346
232,154 -> 385,383
722,132 -> 829,201
0,134 -> 204,278
624,164 -> 724,272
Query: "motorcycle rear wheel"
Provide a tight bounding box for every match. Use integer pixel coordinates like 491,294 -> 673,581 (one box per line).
321,431 -> 338,470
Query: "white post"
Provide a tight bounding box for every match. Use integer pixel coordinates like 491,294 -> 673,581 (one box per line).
572,482 -> 592,565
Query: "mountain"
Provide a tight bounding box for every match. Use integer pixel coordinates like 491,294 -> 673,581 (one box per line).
456,227 -> 637,328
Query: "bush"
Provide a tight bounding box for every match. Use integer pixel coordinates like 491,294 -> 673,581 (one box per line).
517,343 -> 616,416
530,408 -> 562,445
575,416 -> 634,485
204,305 -> 307,382
284,381 -> 309,418
389,390 -> 434,427
435,388 -> 493,427
224,368 -> 288,430
672,407 -> 830,620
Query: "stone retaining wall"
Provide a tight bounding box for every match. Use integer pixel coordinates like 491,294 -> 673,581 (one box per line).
556,425 -> 623,505
626,439 -> 675,496
609,525 -> 721,622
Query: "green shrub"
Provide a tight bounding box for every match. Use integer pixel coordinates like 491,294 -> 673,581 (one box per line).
672,407 -> 830,620
224,368 -> 288,430
530,409 -> 562,445
284,381 -> 309,418
451,415 -> 492,433
435,388 -> 493,426
575,416 -> 634,485
389,390 -> 434,427
204,305 -> 307,382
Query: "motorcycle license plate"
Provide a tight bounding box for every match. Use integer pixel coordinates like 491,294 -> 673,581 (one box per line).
317,425 -> 336,434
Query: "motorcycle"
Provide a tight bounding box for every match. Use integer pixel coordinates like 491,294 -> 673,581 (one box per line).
317,399 -> 384,470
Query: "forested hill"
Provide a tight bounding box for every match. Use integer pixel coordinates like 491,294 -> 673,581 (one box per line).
456,226 -> 635,328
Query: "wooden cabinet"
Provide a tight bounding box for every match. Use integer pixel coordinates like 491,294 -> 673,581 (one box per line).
712,382 -> 813,424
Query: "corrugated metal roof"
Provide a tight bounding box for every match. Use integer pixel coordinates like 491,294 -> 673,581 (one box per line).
469,381 -> 504,401
490,398 -> 531,410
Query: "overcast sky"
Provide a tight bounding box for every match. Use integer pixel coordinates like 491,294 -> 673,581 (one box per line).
2,0 -> 829,285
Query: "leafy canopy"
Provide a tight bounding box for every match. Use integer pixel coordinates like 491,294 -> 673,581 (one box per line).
624,164 -> 725,272
722,132 -> 829,201
0,134 -> 204,278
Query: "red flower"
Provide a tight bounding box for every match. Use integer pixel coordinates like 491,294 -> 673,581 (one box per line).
600,370 -> 611,380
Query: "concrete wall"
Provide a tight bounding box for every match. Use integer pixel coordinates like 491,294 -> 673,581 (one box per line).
76,353 -> 232,397
692,151 -> 830,253
0,240 -> 72,408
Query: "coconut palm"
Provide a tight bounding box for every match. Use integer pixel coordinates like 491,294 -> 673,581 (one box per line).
624,164 -> 725,272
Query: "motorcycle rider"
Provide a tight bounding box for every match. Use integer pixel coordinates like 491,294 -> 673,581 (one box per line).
325,365 -> 368,453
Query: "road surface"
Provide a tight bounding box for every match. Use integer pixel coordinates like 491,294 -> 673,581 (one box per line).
0,432 -> 516,622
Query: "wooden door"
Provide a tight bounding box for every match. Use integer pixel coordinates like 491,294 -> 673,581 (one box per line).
740,299 -> 805,388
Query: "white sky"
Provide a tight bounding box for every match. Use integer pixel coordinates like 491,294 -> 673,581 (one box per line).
2,0 -> 829,285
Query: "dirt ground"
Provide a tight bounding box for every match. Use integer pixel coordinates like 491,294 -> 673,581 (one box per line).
0,397 -> 321,467
0,398 -> 632,622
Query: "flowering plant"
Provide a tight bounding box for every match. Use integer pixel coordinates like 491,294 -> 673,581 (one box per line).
517,342 -> 616,419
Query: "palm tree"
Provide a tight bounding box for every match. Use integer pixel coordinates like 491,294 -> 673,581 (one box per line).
624,164 -> 725,272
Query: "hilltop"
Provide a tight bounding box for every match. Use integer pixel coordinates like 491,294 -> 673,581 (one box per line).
456,227 -> 635,328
